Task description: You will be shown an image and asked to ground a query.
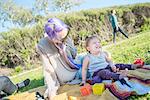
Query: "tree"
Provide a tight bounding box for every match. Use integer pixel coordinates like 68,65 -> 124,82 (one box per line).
52,0 -> 83,12
0,0 -> 34,27
0,0 -> 83,31
33,0 -> 50,15
33,0 -> 83,14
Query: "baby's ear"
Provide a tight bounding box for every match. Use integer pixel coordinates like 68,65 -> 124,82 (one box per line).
86,47 -> 90,52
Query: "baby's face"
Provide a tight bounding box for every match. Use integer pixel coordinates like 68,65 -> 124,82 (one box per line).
87,38 -> 101,54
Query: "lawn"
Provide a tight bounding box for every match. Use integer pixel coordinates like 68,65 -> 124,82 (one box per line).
10,67 -> 44,93
105,31 -> 150,64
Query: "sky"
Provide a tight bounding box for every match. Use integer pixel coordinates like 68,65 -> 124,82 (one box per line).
13,0 -> 150,10
0,0 -> 150,32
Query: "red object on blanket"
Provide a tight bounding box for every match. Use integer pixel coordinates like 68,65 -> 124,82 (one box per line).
133,58 -> 144,66
80,84 -> 92,96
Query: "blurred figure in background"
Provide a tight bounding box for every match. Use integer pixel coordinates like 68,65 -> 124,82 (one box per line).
109,9 -> 128,44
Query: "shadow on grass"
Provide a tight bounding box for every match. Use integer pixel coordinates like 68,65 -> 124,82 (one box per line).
18,77 -> 44,93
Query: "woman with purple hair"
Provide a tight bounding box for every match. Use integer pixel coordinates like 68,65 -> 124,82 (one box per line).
37,18 -> 78,99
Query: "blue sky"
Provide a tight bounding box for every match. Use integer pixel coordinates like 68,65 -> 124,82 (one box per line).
74,0 -> 150,11
13,0 -> 150,10
1,0 -> 150,32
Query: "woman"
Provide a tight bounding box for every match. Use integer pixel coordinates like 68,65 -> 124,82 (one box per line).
109,9 -> 128,43
37,18 -> 77,99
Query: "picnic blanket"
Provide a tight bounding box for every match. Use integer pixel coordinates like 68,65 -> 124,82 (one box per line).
7,67 -> 150,100
106,67 -> 150,99
8,85 -> 118,100
66,67 -> 150,99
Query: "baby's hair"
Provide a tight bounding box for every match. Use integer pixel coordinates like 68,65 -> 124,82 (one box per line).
85,35 -> 98,47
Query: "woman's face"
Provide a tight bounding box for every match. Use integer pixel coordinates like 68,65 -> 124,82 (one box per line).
53,28 -> 68,43
57,28 -> 68,40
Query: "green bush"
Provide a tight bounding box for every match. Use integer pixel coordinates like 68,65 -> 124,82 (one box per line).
141,18 -> 150,32
0,21 -> 44,68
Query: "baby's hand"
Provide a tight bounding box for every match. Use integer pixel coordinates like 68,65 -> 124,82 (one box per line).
80,81 -> 86,86
112,66 -> 119,72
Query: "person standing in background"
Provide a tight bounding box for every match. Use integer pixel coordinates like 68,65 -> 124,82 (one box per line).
109,9 -> 128,44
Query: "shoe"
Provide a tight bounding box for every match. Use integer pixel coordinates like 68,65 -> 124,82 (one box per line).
23,79 -> 30,87
16,79 -> 30,89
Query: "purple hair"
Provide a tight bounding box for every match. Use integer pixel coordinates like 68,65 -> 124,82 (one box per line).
44,18 -> 68,39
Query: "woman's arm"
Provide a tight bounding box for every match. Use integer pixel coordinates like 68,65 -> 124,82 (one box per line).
54,42 -> 77,69
61,49 -> 77,69
81,56 -> 89,86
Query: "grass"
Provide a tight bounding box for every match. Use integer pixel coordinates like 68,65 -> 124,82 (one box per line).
10,67 -> 44,93
10,31 -> 150,99
105,31 -> 150,64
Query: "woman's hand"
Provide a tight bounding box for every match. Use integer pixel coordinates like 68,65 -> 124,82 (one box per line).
58,48 -> 64,56
54,42 -> 65,55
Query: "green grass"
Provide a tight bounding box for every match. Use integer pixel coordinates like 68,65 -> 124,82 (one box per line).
10,68 -> 44,93
105,31 -> 150,64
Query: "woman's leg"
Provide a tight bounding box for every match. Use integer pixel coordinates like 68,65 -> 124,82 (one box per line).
113,28 -> 117,43
0,76 -> 17,95
0,76 -> 30,95
118,27 -> 128,38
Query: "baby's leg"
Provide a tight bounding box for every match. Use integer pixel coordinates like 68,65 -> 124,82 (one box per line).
95,69 -> 121,80
115,64 -> 134,70
95,69 -> 131,88
131,64 -> 143,69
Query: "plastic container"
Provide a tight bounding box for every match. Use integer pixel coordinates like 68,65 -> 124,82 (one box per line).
133,58 -> 144,66
80,84 -> 92,96
92,83 -> 105,95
